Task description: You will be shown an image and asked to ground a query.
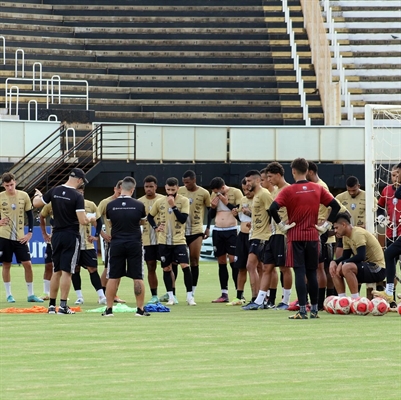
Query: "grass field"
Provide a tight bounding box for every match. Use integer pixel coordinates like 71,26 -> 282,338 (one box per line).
0,261 -> 400,400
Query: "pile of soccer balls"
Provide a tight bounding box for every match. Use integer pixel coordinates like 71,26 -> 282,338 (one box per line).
323,296 -> 395,316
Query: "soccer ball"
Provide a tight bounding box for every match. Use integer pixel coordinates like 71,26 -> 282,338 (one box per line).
370,297 -> 389,316
334,297 -> 352,315
351,297 -> 373,315
397,302 -> 401,316
323,295 -> 335,312
324,296 -> 338,314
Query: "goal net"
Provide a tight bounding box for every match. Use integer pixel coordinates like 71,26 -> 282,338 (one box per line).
365,105 -> 401,247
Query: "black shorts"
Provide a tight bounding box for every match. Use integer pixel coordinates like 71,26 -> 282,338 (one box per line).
51,231 -> 80,273
108,240 -> 143,280
78,249 -> 98,268
249,239 -> 267,262
212,228 -> 237,257
158,244 -> 189,268
318,231 -> 329,263
104,241 -> 110,269
356,262 -> 386,284
323,243 -> 334,268
44,243 -> 53,264
336,236 -> 343,249
144,245 -> 160,262
234,231 -> 249,269
0,237 -> 31,263
264,235 -> 286,267
186,233 -> 203,246
286,240 -> 319,270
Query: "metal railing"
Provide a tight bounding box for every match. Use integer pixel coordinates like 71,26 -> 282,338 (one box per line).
15,49 -> 24,78
0,36 -> 5,65
282,0 -> 310,126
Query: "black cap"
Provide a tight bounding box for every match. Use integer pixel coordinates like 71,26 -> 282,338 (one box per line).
70,168 -> 88,184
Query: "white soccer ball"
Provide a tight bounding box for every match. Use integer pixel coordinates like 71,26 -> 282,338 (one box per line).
371,297 -> 389,316
324,296 -> 338,314
351,297 -> 373,315
334,297 -> 352,315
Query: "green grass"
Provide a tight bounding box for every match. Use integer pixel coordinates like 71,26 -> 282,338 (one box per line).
0,261 -> 400,400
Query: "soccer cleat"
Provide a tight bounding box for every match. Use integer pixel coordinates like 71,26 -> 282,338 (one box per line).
372,290 -> 393,303
173,295 -> 179,304
6,295 -> 16,303
166,298 -> 175,306
187,297 -> 197,306
242,301 -> 263,310
74,297 -> 84,305
159,293 -> 169,302
98,297 -> 107,305
48,305 -> 56,314
135,308 -> 151,317
288,311 -> 308,319
211,294 -> 229,303
57,305 -> 75,315
264,301 -> 276,309
276,302 -> 289,310
310,311 -> 320,319
147,295 -> 159,305
101,309 -> 114,317
226,298 -> 246,306
41,294 -> 50,301
27,295 -> 44,303
114,296 -> 126,304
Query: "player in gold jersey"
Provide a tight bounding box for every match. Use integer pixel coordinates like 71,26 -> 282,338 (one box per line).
241,170 -> 274,310
148,177 -> 195,306
0,172 -> 43,303
71,185 -> 106,305
138,175 -> 164,304
178,170 -> 211,297
330,213 -> 385,299
209,177 -> 243,303
97,180 -> 125,303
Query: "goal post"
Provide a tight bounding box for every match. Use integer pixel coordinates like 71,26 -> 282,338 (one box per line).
364,105 -> 401,238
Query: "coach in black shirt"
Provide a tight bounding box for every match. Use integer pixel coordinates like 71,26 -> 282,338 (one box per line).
33,168 -> 95,314
104,176 -> 149,317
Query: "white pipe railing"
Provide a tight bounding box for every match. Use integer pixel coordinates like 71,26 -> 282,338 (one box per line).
48,114 -> 58,121
50,75 -> 61,105
32,62 -> 43,91
28,100 -> 38,121
9,86 -> 19,115
65,127 -> 76,157
15,49 -> 24,78
0,36 -> 5,65
282,0 -> 310,125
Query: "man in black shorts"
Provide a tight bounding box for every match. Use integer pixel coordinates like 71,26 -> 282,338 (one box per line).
148,177 -> 195,306
0,172 -> 42,303
33,168 -> 95,314
103,176 -> 149,317
330,213 -> 386,299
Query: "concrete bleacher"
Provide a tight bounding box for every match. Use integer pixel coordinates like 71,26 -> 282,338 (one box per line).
0,0 -> 324,126
324,0 -> 401,121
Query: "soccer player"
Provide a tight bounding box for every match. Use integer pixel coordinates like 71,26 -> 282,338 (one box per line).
208,177 -> 242,303
138,175 -> 164,304
72,184 -> 106,305
97,180 -> 126,303
33,168 -> 96,314
178,170 -> 211,296
103,176 -> 149,317
265,161 -> 293,309
147,177 -> 195,306
241,170 -> 274,310
269,158 -> 340,319
307,161 -> 338,309
39,203 -> 54,300
0,172 -> 43,303
227,178 -> 253,306
330,213 -> 386,299
373,163 -> 401,302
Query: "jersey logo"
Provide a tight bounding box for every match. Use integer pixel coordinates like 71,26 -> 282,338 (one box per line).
302,186 -> 307,190
189,198 -> 193,204
351,203 -> 356,210
122,202 -> 126,206
168,208 -> 173,214
11,203 -> 16,210
62,191 -> 65,196
393,198 -> 398,205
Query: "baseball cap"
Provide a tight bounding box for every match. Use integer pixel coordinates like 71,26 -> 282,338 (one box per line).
70,168 -> 88,184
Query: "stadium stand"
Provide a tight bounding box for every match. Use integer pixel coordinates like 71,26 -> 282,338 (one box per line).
0,0 -> 324,126
323,0 -> 401,123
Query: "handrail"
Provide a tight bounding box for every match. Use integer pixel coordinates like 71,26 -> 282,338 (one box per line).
28,100 -> 38,121
15,49 -> 24,78
282,0 -> 310,125
48,114 -> 58,121
9,86 -> 19,115
32,62 -> 43,91
65,127 -> 76,157
50,75 -> 61,105
0,36 -> 5,65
